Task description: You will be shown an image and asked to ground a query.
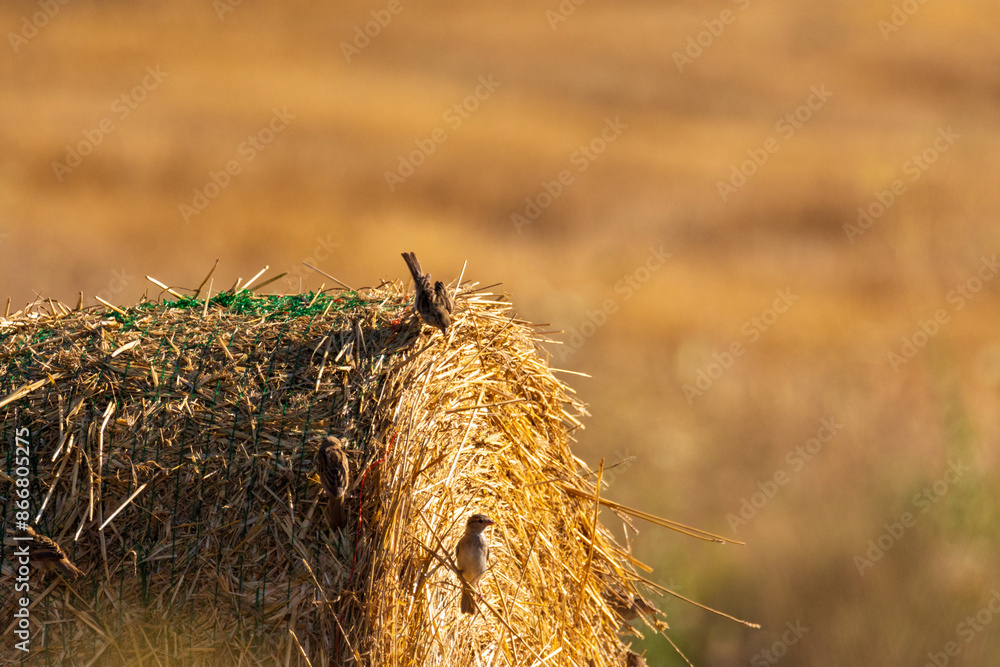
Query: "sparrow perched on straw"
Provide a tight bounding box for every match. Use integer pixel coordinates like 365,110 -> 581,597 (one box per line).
14,526 -> 84,579
401,252 -> 454,334
316,436 -> 350,531
455,513 -> 494,614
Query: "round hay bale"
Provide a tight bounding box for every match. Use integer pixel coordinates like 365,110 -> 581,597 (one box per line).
1,283 -> 665,665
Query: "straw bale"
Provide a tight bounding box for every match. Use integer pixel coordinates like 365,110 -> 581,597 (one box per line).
0,283 -> 664,665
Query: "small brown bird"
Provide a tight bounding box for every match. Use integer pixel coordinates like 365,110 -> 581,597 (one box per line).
13,526 -> 84,579
455,513 -> 494,614
625,650 -> 647,667
315,436 -> 350,530
401,252 -> 454,334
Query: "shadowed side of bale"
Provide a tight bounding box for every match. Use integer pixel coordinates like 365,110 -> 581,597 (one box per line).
0,287 -> 658,665
0,291 -> 417,664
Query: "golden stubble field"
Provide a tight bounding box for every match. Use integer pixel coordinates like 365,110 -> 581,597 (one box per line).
2,0 -> 1000,664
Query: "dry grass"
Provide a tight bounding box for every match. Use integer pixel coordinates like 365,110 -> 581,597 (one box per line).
0,277 -> 686,665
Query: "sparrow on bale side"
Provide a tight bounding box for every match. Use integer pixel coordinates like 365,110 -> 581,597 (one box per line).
14,526 -> 84,579
401,252 -> 454,334
455,513 -> 494,614
316,436 -> 350,531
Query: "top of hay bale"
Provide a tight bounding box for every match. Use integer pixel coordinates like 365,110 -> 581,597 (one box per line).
0,273 -> 673,666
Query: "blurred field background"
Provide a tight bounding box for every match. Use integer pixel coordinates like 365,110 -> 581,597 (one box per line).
3,0 -> 1000,664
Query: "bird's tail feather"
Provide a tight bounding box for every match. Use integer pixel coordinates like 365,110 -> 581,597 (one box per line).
401,252 -> 423,283
327,496 -> 347,531
460,585 -> 476,614
61,561 -> 84,579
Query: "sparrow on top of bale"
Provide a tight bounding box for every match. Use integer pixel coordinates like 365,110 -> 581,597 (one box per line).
455,513 -> 494,614
401,252 -> 455,334
316,436 -> 350,531
12,526 -> 84,579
